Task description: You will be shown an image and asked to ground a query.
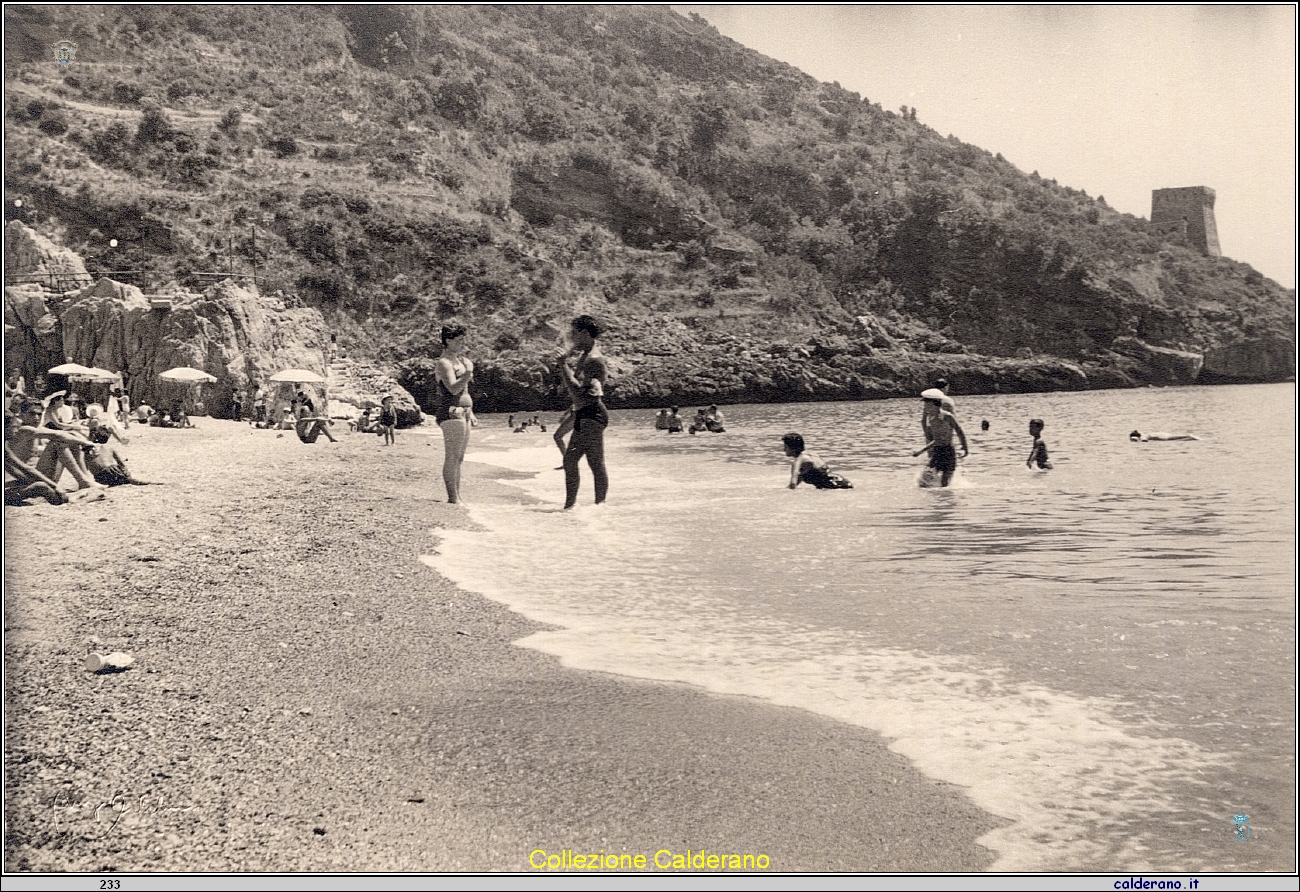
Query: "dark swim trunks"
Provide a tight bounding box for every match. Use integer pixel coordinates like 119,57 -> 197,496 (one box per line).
800,465 -> 853,490
1031,440 -> 1050,468
929,443 -> 957,474
574,401 -> 609,431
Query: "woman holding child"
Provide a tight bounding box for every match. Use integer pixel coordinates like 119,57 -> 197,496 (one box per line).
434,323 -> 475,505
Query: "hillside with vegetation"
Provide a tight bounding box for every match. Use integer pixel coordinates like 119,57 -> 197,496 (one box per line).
4,5 -> 1293,411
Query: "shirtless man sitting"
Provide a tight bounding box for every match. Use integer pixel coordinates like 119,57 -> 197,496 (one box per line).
9,402 -> 100,491
295,402 -> 338,444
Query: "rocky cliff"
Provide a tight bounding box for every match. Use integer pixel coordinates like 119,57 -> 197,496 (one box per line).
3,6 -> 1293,412
5,224 -> 422,423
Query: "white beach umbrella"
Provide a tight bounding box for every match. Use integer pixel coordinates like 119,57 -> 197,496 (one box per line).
159,367 -> 217,384
48,362 -> 98,376
269,368 -> 326,384
67,367 -> 120,383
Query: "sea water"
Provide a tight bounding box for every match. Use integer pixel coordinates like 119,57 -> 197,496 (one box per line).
423,384 -> 1296,871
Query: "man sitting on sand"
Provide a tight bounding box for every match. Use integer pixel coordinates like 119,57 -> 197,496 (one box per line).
295,402 -> 338,444
85,424 -> 151,486
5,413 -> 66,505
8,402 -> 100,492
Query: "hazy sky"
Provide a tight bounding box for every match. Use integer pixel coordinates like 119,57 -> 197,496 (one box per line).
676,5 -> 1297,289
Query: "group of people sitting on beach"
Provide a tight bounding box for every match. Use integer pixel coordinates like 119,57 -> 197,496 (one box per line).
4,387 -> 152,506
654,405 -> 726,434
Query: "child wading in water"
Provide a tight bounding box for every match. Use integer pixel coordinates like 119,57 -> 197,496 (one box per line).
1026,418 -> 1053,470
783,432 -> 852,489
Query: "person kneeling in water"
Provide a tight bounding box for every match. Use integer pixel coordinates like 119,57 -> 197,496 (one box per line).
783,432 -> 852,489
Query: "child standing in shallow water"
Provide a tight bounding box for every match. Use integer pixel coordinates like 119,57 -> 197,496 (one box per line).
1026,418 -> 1053,470
783,432 -> 853,489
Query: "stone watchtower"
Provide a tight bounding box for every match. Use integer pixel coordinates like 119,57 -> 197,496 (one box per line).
1151,186 -> 1221,256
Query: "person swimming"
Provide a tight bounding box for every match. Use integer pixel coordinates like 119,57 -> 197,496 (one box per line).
783,432 -> 852,490
1130,430 -> 1200,442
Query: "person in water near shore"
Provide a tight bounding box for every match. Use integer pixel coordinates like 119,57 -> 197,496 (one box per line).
666,407 -> 683,433
1130,430 -> 1200,442
561,314 -> 609,509
1026,418 -> 1053,470
688,407 -> 709,435
914,389 -> 968,487
705,405 -> 726,432
783,432 -> 852,489
434,323 -> 475,504
920,380 -> 956,442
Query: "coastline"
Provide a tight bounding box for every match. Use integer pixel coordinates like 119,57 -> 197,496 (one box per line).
4,419 -> 1000,872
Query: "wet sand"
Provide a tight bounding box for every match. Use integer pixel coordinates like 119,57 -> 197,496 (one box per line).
4,419 -> 1000,872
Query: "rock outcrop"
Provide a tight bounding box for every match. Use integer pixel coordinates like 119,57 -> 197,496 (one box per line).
4,220 -> 92,290
326,358 -> 423,427
1109,337 -> 1204,385
1200,337 -> 1297,383
56,278 -> 331,419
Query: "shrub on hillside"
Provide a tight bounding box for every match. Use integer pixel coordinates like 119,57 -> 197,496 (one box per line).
113,82 -> 144,105
37,112 -> 68,136
136,107 -> 173,143
218,108 -> 241,131
296,270 -> 347,302
267,136 -> 298,158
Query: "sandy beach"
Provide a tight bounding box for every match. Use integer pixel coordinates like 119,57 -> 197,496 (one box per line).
4,419 -> 1000,873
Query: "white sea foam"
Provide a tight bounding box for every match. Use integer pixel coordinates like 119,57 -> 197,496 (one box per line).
422,398 -> 1281,870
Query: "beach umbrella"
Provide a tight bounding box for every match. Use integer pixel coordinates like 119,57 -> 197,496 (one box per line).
48,362 -> 98,376
159,367 -> 217,384
67,367 -> 120,383
269,368 -> 326,384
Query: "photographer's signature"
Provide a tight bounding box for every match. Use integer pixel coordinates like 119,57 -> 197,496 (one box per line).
31,787 -> 199,842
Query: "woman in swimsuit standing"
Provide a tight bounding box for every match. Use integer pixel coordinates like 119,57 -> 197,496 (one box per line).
561,315 -> 610,509
435,323 -> 475,504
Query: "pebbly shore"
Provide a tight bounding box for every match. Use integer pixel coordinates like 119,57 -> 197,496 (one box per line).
4,418 -> 1000,873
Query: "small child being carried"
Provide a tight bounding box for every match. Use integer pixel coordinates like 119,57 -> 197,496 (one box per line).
783,432 -> 852,489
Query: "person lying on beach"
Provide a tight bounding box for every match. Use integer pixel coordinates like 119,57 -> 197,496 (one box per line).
1026,418 -> 1053,470
914,389 -> 968,487
783,432 -> 853,489
7,403 -> 100,491
1129,430 -> 1200,442
295,402 -> 338,444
